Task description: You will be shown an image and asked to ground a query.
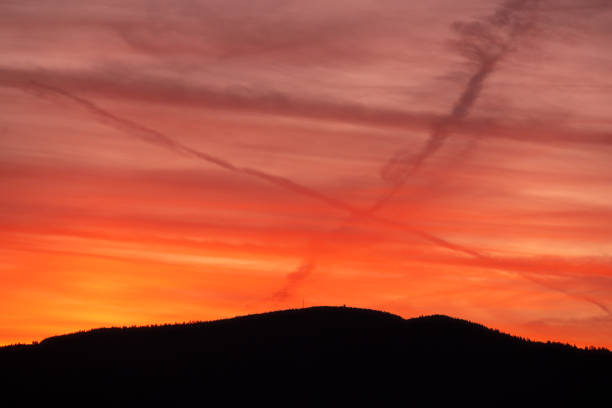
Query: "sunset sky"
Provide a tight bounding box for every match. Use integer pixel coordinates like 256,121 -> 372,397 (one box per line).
2,0 -> 612,348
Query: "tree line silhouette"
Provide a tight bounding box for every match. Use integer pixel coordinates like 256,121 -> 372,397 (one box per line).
1,306 -> 610,405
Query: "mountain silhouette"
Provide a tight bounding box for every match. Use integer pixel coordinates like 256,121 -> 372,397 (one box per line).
1,306 -> 611,404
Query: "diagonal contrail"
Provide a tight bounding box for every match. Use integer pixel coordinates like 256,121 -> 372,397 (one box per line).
21,80 -> 483,256
21,78 -> 611,316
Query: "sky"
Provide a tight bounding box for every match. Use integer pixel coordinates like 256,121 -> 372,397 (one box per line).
2,0 -> 612,348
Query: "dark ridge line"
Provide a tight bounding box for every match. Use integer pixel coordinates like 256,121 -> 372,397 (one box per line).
1,306 -> 609,353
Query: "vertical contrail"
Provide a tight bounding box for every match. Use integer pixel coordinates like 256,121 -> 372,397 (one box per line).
273,0 -> 543,300
380,0 -> 541,203
268,260 -> 316,301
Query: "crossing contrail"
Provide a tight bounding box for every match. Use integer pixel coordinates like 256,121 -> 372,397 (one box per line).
264,0 -> 612,316
17,0 -> 610,315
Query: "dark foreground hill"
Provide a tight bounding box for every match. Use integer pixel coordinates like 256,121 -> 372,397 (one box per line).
1,306 -> 611,404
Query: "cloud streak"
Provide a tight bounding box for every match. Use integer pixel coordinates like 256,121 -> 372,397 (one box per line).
2,65 -> 611,148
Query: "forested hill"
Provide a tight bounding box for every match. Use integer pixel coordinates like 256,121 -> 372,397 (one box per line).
1,306 -> 611,404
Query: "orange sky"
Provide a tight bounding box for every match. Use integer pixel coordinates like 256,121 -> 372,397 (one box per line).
2,0 -> 612,348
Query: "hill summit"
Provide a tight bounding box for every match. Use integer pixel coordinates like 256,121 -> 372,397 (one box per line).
1,306 -> 611,404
